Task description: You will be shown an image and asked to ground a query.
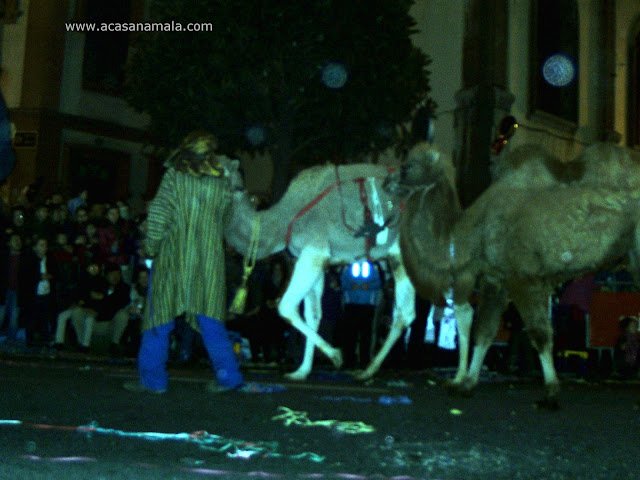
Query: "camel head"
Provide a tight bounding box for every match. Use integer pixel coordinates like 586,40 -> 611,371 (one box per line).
383,142 -> 455,197
213,154 -> 244,192
396,143 -> 466,302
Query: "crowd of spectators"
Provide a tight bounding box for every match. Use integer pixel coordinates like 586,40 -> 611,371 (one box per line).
0,187 -> 148,356
0,185 -> 472,372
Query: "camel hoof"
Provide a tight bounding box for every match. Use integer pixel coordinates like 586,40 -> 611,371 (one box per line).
284,371 -> 308,382
353,369 -> 374,381
444,379 -> 474,398
534,396 -> 560,411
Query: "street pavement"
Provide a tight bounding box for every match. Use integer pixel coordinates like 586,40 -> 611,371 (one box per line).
0,351 -> 639,480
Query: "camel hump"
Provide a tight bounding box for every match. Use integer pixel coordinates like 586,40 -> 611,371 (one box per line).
575,142 -> 640,189
493,144 -> 585,184
494,142 -> 640,189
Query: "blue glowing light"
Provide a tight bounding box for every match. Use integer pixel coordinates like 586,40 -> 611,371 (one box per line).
245,125 -> 266,146
321,62 -> 348,89
542,54 -> 576,87
351,262 -> 360,278
351,261 -> 370,278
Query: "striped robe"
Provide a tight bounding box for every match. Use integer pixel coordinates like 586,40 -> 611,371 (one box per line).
143,168 -> 232,331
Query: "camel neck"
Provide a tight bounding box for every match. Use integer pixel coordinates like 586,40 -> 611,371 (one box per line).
224,190 -> 290,259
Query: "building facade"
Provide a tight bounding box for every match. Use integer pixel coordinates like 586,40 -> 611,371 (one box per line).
412,0 -> 640,206
1,0 -> 640,210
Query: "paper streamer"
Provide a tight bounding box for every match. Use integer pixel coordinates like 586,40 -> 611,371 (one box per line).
318,396 -> 412,405
1,419 -> 325,462
240,382 -> 287,393
20,455 -> 97,463
271,406 -> 375,434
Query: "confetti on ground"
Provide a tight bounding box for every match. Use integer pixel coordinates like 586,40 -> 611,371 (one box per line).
319,395 -> 373,403
318,395 -> 412,405
308,371 -> 354,382
386,380 -> 412,388
240,382 -> 288,393
378,395 -> 412,405
1,419 -> 325,462
271,406 -> 375,434
20,455 -> 97,463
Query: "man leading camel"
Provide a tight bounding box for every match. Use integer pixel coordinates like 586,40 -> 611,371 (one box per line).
124,131 -> 243,394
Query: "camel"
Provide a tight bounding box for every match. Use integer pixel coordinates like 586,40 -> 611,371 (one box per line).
219,145 -> 474,381
396,141 -> 640,407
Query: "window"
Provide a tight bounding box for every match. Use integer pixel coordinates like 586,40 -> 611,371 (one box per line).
530,0 -> 579,124
81,0 -> 132,95
68,146 -> 130,202
630,24 -> 640,148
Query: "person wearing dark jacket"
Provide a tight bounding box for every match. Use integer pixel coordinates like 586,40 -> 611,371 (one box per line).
90,264 -> 132,354
54,260 -> 104,352
19,236 -> 57,347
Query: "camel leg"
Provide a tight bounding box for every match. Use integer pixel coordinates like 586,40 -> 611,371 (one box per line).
510,284 -> 560,410
284,276 -> 325,380
450,282 -> 508,396
355,258 -> 416,380
278,247 -> 342,381
449,302 -> 475,385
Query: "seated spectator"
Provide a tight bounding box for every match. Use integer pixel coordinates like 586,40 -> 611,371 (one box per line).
19,235 -> 56,347
78,264 -> 131,353
54,260 -> 104,352
614,316 -> 640,380
51,230 -> 80,321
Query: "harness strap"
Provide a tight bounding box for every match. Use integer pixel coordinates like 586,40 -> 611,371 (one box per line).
285,180 -> 339,246
285,165 -> 396,249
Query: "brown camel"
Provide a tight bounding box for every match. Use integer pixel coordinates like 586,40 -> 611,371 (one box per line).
396,142 -> 640,407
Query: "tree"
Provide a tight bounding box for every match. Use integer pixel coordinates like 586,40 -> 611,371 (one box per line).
125,0 -> 433,200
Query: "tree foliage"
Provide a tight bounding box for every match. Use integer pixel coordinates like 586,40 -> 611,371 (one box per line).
125,0 -> 433,198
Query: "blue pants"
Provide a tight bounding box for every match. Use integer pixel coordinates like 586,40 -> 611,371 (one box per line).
138,315 -> 243,391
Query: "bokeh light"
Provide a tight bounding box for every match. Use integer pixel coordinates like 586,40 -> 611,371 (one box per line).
321,62 -> 348,89
245,125 -> 266,146
542,53 -> 576,87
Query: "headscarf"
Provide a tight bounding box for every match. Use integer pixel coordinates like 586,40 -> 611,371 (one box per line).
164,130 -> 224,177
